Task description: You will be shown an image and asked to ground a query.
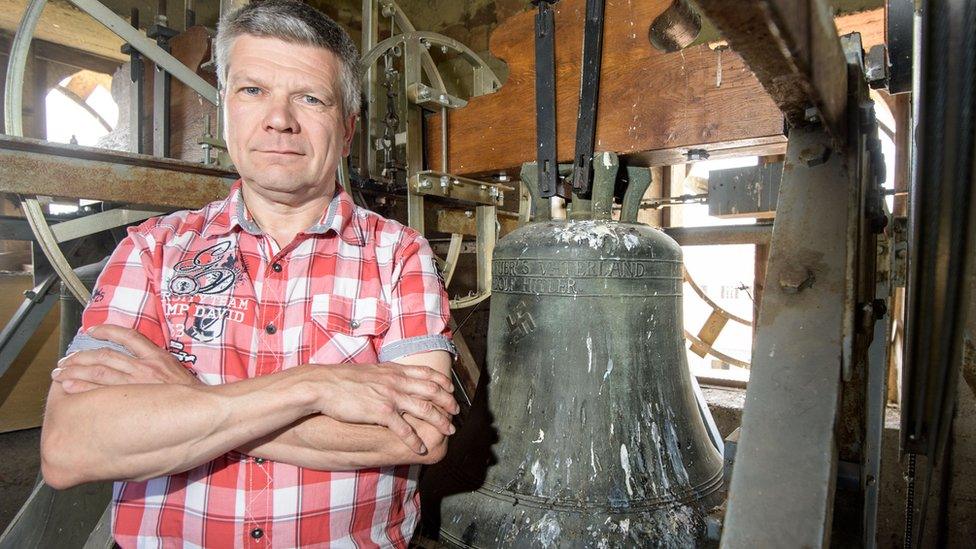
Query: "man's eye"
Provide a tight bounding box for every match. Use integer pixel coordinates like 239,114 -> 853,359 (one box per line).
241,87 -> 260,95
301,95 -> 323,105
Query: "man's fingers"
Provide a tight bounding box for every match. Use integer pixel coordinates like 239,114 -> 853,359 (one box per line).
60,347 -> 140,375
385,414 -> 427,455
58,378 -> 102,394
87,324 -> 161,359
399,377 -> 459,415
397,396 -> 455,436
55,363 -> 131,387
400,364 -> 454,393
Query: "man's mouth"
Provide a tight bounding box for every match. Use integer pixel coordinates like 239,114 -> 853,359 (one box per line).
258,150 -> 304,155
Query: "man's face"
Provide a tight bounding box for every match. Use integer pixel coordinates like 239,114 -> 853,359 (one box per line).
223,35 -> 356,203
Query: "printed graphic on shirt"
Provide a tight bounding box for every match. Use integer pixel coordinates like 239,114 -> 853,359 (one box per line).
168,339 -> 197,364
432,257 -> 446,284
162,240 -> 251,343
163,295 -> 254,342
167,241 -> 241,296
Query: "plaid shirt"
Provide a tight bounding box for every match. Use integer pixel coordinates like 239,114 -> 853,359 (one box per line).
67,180 -> 454,548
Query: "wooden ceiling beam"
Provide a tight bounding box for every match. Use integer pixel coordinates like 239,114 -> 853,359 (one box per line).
694,0 -> 849,145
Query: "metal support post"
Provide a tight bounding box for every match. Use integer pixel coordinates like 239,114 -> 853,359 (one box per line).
722,124 -> 854,547
121,8 -> 145,154
362,0 -> 379,179
148,0 -> 178,158
403,36 -> 425,232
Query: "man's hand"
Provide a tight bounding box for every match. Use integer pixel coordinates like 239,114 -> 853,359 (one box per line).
307,361 -> 459,455
52,325 -> 199,394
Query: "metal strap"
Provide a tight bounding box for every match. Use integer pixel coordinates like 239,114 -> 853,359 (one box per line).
570,0 -> 605,198
534,0 -> 558,198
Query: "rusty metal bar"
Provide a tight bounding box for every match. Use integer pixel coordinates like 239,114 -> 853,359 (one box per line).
694,0 -> 849,145
0,135 -> 236,209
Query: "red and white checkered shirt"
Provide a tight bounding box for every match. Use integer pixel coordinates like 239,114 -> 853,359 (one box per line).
67,180 -> 454,548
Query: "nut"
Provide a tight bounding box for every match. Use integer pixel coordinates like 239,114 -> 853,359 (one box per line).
779,266 -> 815,294
798,143 -> 831,167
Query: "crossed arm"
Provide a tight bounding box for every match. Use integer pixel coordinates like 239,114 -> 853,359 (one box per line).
41,325 -> 459,490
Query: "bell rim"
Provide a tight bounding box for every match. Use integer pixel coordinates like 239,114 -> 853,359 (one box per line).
437,462 -> 724,513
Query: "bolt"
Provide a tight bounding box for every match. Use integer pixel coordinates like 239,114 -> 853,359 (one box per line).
779,266 -> 815,294
440,175 -> 450,190
420,179 -> 432,189
23,290 -> 36,300
804,106 -> 820,122
464,210 -> 474,218
798,143 -> 832,167
686,148 -> 709,161
872,298 -> 888,319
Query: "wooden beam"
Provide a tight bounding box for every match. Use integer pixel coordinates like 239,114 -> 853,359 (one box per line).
694,0 -> 849,145
0,0 -> 126,62
436,208 -> 519,237
427,0 -> 786,177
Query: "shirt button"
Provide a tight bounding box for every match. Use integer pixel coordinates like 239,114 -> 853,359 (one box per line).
250,527 -> 264,539
271,263 -> 282,273
265,323 -> 276,335
255,457 -> 265,464
349,319 -> 361,329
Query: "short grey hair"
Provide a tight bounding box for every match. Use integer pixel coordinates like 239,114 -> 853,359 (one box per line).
214,0 -> 361,116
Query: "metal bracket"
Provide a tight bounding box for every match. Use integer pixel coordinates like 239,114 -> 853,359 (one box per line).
406,82 -> 467,110
410,171 -> 510,206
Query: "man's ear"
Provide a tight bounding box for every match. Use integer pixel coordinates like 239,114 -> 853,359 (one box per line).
341,114 -> 357,156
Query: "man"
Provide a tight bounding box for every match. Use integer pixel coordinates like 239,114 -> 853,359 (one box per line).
40,1 -> 459,546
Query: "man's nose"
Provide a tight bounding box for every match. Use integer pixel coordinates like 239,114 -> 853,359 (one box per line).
262,96 -> 300,133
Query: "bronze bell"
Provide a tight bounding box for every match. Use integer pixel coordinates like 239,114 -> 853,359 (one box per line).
422,155 -> 723,547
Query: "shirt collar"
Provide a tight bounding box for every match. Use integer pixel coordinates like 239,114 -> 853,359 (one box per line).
208,179 -> 366,246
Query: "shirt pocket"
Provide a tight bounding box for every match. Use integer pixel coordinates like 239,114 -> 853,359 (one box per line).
309,294 -> 391,364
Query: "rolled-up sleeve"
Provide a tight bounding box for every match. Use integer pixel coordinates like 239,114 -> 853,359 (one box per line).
65,223 -> 167,356
377,234 -> 455,362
